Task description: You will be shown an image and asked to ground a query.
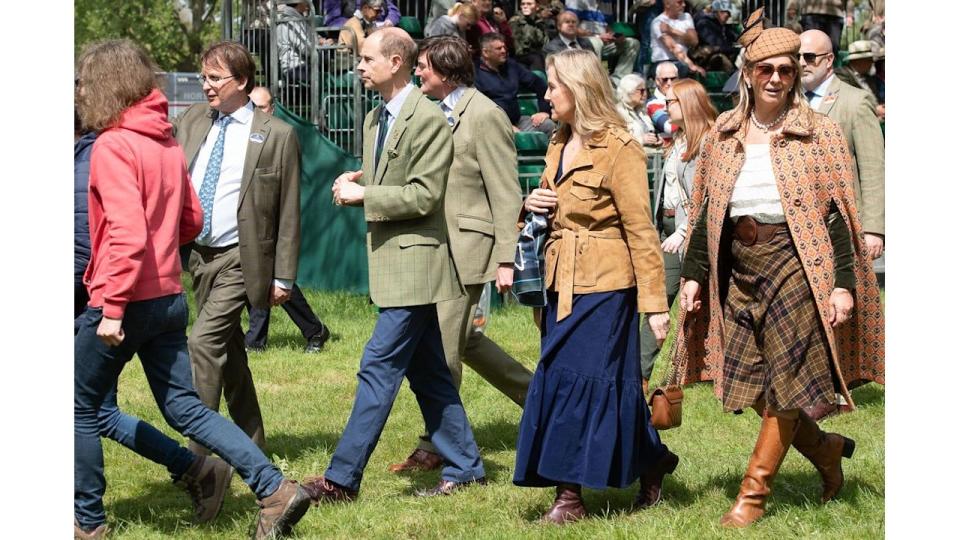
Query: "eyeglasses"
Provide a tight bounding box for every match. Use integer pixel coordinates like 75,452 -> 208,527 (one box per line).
199,74 -> 235,86
657,76 -> 677,83
800,52 -> 831,64
753,63 -> 797,81
664,98 -> 680,107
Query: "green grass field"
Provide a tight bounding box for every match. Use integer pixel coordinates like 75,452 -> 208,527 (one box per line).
99,285 -> 884,539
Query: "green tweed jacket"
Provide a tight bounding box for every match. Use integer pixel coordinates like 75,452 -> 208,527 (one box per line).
173,103 -> 301,309
444,88 -> 523,286
815,76 -> 885,236
362,86 -> 463,307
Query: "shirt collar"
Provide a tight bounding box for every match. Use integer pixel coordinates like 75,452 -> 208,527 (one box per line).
217,99 -> 255,124
810,73 -> 834,98
560,35 -> 578,47
384,82 -> 415,119
441,86 -> 467,112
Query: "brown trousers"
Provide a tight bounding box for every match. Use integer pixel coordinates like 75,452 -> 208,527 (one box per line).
187,246 -> 266,453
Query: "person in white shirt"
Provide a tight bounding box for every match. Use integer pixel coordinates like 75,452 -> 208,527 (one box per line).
650,0 -> 706,77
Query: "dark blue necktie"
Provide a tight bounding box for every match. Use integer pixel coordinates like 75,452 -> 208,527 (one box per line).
374,106 -> 390,171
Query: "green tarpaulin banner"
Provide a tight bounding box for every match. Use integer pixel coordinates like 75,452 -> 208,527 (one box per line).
274,103 -> 369,294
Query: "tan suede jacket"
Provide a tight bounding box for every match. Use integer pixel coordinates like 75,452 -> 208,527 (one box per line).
535,126 -> 668,321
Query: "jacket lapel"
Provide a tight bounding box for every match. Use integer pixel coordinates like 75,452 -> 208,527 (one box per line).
183,108 -> 218,170
238,109 -> 271,208
817,76 -> 842,116
450,87 -> 476,133
374,88 -> 419,184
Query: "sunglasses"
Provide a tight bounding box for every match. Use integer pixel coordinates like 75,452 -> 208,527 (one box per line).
657,76 -> 677,83
753,63 -> 797,81
801,52 -> 831,64
664,98 -> 679,107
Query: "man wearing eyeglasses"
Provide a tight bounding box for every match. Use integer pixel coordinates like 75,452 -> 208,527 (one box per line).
173,41 -> 302,454
645,62 -> 680,143
799,28 -> 884,421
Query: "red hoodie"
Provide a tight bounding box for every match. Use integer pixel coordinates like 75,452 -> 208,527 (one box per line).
84,88 -> 203,319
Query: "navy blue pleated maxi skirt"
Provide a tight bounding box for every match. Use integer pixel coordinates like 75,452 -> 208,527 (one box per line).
513,288 -> 668,490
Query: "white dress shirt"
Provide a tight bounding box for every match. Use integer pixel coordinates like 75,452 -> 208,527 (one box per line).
439,85 -> 467,124
729,144 -> 786,224
190,100 -> 291,290
378,83 -> 416,153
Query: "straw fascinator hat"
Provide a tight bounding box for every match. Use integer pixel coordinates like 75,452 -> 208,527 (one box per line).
738,7 -> 800,62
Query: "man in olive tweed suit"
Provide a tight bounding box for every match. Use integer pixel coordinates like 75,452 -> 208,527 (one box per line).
389,35 -> 534,474
302,29 -> 486,502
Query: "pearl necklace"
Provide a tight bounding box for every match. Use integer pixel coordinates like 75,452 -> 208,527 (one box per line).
750,106 -> 788,132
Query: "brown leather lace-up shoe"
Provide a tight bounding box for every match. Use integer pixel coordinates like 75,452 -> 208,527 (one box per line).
415,477 -> 487,497
388,448 -> 443,473
542,484 -> 587,524
251,479 -> 310,540
634,448 -> 679,509
175,454 -> 233,523
301,476 -> 358,505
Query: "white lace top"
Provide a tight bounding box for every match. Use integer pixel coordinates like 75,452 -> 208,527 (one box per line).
728,144 -> 786,224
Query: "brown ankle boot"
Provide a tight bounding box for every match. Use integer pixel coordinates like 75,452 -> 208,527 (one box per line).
720,413 -> 798,528
792,411 -> 856,502
542,484 -> 586,524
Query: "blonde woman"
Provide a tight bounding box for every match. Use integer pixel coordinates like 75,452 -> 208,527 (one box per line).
677,8 -> 884,527
513,48 -> 679,524
424,2 -> 478,38
639,78 -> 716,391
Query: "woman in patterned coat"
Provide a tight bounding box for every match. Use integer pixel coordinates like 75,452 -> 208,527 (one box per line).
675,8 -> 885,528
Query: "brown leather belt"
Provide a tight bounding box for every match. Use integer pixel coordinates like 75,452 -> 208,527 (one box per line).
733,216 -> 787,246
662,208 -> 677,218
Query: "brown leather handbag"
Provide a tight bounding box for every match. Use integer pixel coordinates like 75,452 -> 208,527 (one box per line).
648,306 -> 688,430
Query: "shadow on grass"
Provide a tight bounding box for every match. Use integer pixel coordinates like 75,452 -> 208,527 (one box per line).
704,468 -> 882,518
264,431 -> 343,462
252,330 -> 344,352
472,418 -> 521,451
109,480 -> 258,536
393,456 -> 510,494
849,383 -> 884,408
516,472 -> 698,523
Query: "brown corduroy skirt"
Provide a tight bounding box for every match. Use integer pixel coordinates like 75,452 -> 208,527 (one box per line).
721,227 -> 839,413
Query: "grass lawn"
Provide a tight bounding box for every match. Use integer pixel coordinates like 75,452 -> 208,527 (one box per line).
100,282 -> 884,539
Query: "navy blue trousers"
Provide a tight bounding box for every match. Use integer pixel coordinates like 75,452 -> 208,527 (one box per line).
325,304 -> 485,491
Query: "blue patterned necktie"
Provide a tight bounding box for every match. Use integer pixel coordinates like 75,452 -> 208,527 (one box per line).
198,115 -> 233,241
374,106 -> 390,171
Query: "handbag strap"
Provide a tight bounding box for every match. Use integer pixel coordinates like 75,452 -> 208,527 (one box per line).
658,296 -> 690,388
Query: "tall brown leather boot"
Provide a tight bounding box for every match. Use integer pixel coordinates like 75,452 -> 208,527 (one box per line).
720,413 -> 798,528
542,484 -> 586,524
792,411 -> 856,502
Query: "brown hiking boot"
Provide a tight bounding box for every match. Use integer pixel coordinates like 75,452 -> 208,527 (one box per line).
792,411 -> 856,502
720,413 -> 798,528
542,484 -> 587,524
74,520 -> 109,539
251,479 -> 311,540
388,448 -> 443,473
175,454 -> 233,523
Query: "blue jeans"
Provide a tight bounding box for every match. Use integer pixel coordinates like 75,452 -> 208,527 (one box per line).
325,305 -> 485,491
74,293 -> 283,530
75,291 -> 195,484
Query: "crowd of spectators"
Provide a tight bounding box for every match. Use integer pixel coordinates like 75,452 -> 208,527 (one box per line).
269,0 -> 885,150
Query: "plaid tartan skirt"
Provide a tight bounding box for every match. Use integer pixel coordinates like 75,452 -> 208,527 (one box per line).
721,228 -> 838,413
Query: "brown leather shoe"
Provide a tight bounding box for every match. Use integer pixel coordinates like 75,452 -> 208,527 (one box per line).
301,476 -> 358,505
251,479 -> 310,540
792,411 -> 856,502
74,520 -> 109,539
542,484 -> 587,524
388,448 -> 443,473
634,448 -> 679,509
415,477 -> 487,497
720,413 -> 798,528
